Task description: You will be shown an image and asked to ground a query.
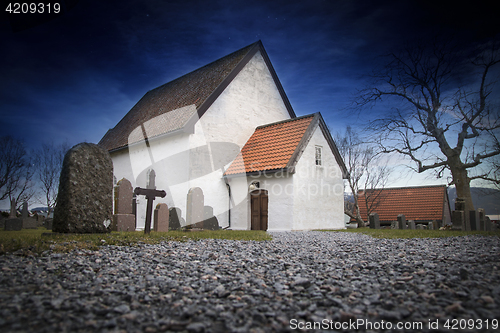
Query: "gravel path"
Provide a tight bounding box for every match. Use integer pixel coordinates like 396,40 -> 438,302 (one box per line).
0,232 -> 499,332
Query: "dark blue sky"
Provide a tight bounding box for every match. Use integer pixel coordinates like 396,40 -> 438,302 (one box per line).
2,0 -> 499,150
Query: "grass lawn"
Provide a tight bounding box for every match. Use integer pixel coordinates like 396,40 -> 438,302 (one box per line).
330,227 -> 500,239
0,228 -> 272,256
2,227 -> 499,256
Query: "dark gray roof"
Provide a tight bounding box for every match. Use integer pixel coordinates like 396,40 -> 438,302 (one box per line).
99,41 -> 296,152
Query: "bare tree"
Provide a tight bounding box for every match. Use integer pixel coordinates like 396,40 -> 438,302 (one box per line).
356,38 -> 500,213
33,142 -> 69,216
337,126 -> 391,226
0,136 -> 36,207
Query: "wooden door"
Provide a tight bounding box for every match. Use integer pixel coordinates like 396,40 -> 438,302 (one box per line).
251,189 -> 268,230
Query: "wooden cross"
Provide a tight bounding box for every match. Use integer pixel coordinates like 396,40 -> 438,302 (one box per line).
134,170 -> 166,234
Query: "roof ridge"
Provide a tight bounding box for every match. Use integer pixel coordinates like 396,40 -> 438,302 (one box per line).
255,113 -> 316,130
361,184 -> 447,192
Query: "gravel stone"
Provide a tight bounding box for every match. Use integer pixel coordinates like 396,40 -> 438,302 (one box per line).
0,232 -> 499,332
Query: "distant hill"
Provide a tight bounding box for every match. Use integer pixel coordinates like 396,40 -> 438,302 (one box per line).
447,187 -> 500,215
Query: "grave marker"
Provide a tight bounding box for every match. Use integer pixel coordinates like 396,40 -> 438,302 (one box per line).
153,203 -> 169,232
134,170 -> 166,234
469,211 -> 479,231
186,187 -> 204,227
451,211 -> 464,231
112,178 -> 136,232
9,199 -> 16,218
369,213 -> 380,229
53,143 -> 113,233
169,207 -> 183,230
203,205 -> 219,230
408,220 -> 416,230
478,208 -> 485,230
22,202 -> 28,219
485,216 -> 492,231
397,214 -> 406,230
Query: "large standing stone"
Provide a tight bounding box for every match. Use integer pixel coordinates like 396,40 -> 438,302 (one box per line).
153,203 -> 169,232
169,207 -> 183,230
53,143 -> 113,233
112,178 -> 136,232
369,213 -> 380,229
186,187 -> 204,227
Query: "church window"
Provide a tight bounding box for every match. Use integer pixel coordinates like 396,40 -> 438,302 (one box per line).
315,146 -> 322,166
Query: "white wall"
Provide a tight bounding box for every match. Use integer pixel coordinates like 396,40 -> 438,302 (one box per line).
292,126 -> 345,230
229,173 -> 294,231
110,50 -> 291,230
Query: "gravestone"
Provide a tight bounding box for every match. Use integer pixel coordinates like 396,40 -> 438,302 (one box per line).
112,178 -> 136,232
53,143 -> 113,233
9,198 -> 17,218
407,220 -> 416,230
432,219 -> 439,230
428,221 -> 433,230
169,207 -> 183,230
186,187 -> 204,227
20,201 -> 38,229
45,218 -> 53,230
451,211 -> 464,231
4,218 -> 22,231
469,211 -> 479,231
455,198 -> 465,211
153,203 -> 169,232
390,221 -> 398,229
397,214 -> 406,230
485,216 -> 492,231
22,202 -> 28,219
4,197 -> 21,230
369,213 -> 380,229
478,208 -> 485,230
203,205 -> 219,230
114,178 -> 134,214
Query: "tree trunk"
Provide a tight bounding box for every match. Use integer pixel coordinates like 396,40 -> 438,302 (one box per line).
449,162 -> 475,213
354,201 -> 366,227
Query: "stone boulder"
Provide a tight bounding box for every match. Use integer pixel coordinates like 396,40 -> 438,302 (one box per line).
53,143 -> 113,233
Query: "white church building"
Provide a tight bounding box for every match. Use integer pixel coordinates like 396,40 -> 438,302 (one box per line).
99,41 -> 347,231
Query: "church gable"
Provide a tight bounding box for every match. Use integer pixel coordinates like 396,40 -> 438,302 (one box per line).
223,113 -> 347,178
99,41 -> 296,152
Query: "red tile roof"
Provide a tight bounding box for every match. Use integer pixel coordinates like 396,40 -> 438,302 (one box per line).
356,185 -> 449,222
224,115 -> 315,175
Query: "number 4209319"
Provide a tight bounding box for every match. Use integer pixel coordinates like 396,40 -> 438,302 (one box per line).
5,3 -> 61,14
